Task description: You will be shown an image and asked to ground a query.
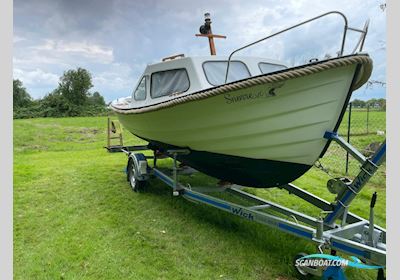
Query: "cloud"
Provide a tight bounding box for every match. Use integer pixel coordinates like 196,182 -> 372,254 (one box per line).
13,0 -> 386,101
13,68 -> 59,87
31,40 -> 114,63
13,35 -> 26,43
93,63 -> 135,91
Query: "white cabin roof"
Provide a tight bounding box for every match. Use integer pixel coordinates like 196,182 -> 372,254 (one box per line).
112,55 -> 288,109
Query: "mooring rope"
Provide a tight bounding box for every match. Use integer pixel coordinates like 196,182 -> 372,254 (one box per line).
111,54 -> 372,115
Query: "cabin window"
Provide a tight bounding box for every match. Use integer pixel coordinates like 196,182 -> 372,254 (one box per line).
202,61 -> 251,86
151,69 -> 190,98
258,63 -> 286,74
133,76 -> 147,101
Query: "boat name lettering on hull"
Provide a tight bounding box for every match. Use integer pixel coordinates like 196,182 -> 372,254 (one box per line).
224,83 -> 284,104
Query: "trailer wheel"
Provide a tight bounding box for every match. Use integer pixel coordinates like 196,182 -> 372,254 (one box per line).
293,253 -> 314,279
127,158 -> 146,192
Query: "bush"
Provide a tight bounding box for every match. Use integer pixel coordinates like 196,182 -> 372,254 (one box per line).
13,101 -> 43,119
13,69 -> 110,119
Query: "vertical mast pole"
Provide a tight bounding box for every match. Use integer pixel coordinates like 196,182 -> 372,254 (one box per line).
208,26 -> 216,55
195,13 -> 226,56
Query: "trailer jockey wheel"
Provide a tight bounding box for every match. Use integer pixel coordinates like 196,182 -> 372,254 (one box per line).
293,253 -> 314,279
127,158 -> 146,192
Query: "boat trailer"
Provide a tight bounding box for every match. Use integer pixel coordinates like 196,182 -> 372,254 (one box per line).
107,131 -> 386,279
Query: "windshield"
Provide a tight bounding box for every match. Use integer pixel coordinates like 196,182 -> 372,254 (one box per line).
151,68 -> 190,98
258,62 -> 286,74
203,61 -> 251,86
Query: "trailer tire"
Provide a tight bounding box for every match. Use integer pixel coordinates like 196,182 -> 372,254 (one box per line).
293,253 -> 314,279
127,158 -> 146,192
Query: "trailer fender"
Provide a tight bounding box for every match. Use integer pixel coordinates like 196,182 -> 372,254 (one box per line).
128,153 -> 149,181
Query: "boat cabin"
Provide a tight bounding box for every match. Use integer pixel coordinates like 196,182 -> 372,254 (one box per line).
125,55 -> 288,108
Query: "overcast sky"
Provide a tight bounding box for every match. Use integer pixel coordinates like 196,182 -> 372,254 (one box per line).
13,0 -> 386,102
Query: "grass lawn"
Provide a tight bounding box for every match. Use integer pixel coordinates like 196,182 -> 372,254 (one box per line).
14,116 -> 386,279
322,109 -> 386,185
338,109 -> 386,136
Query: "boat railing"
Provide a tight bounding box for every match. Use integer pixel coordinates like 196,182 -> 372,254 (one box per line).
224,11 -> 369,83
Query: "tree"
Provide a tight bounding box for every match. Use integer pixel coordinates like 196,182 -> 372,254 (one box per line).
58,68 -> 93,105
13,79 -> 32,109
40,90 -> 73,117
377,98 -> 386,111
366,98 -> 377,107
88,91 -> 106,106
351,99 -> 366,108
13,68 -> 109,118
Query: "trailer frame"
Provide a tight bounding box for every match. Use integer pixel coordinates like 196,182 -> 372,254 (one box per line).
107,130 -> 386,279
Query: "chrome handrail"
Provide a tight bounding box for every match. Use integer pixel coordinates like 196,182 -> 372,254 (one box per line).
350,19 -> 370,54
224,11 -> 368,83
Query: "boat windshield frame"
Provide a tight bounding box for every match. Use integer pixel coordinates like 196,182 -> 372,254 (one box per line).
150,68 -> 191,99
202,60 -> 251,86
133,75 -> 148,101
258,62 -> 287,74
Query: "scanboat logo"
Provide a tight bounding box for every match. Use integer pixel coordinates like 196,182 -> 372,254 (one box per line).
224,82 -> 284,104
295,254 -> 384,270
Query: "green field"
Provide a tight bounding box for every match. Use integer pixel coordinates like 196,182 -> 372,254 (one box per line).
321,109 -> 386,184
338,109 -> 386,136
14,117 -> 386,279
